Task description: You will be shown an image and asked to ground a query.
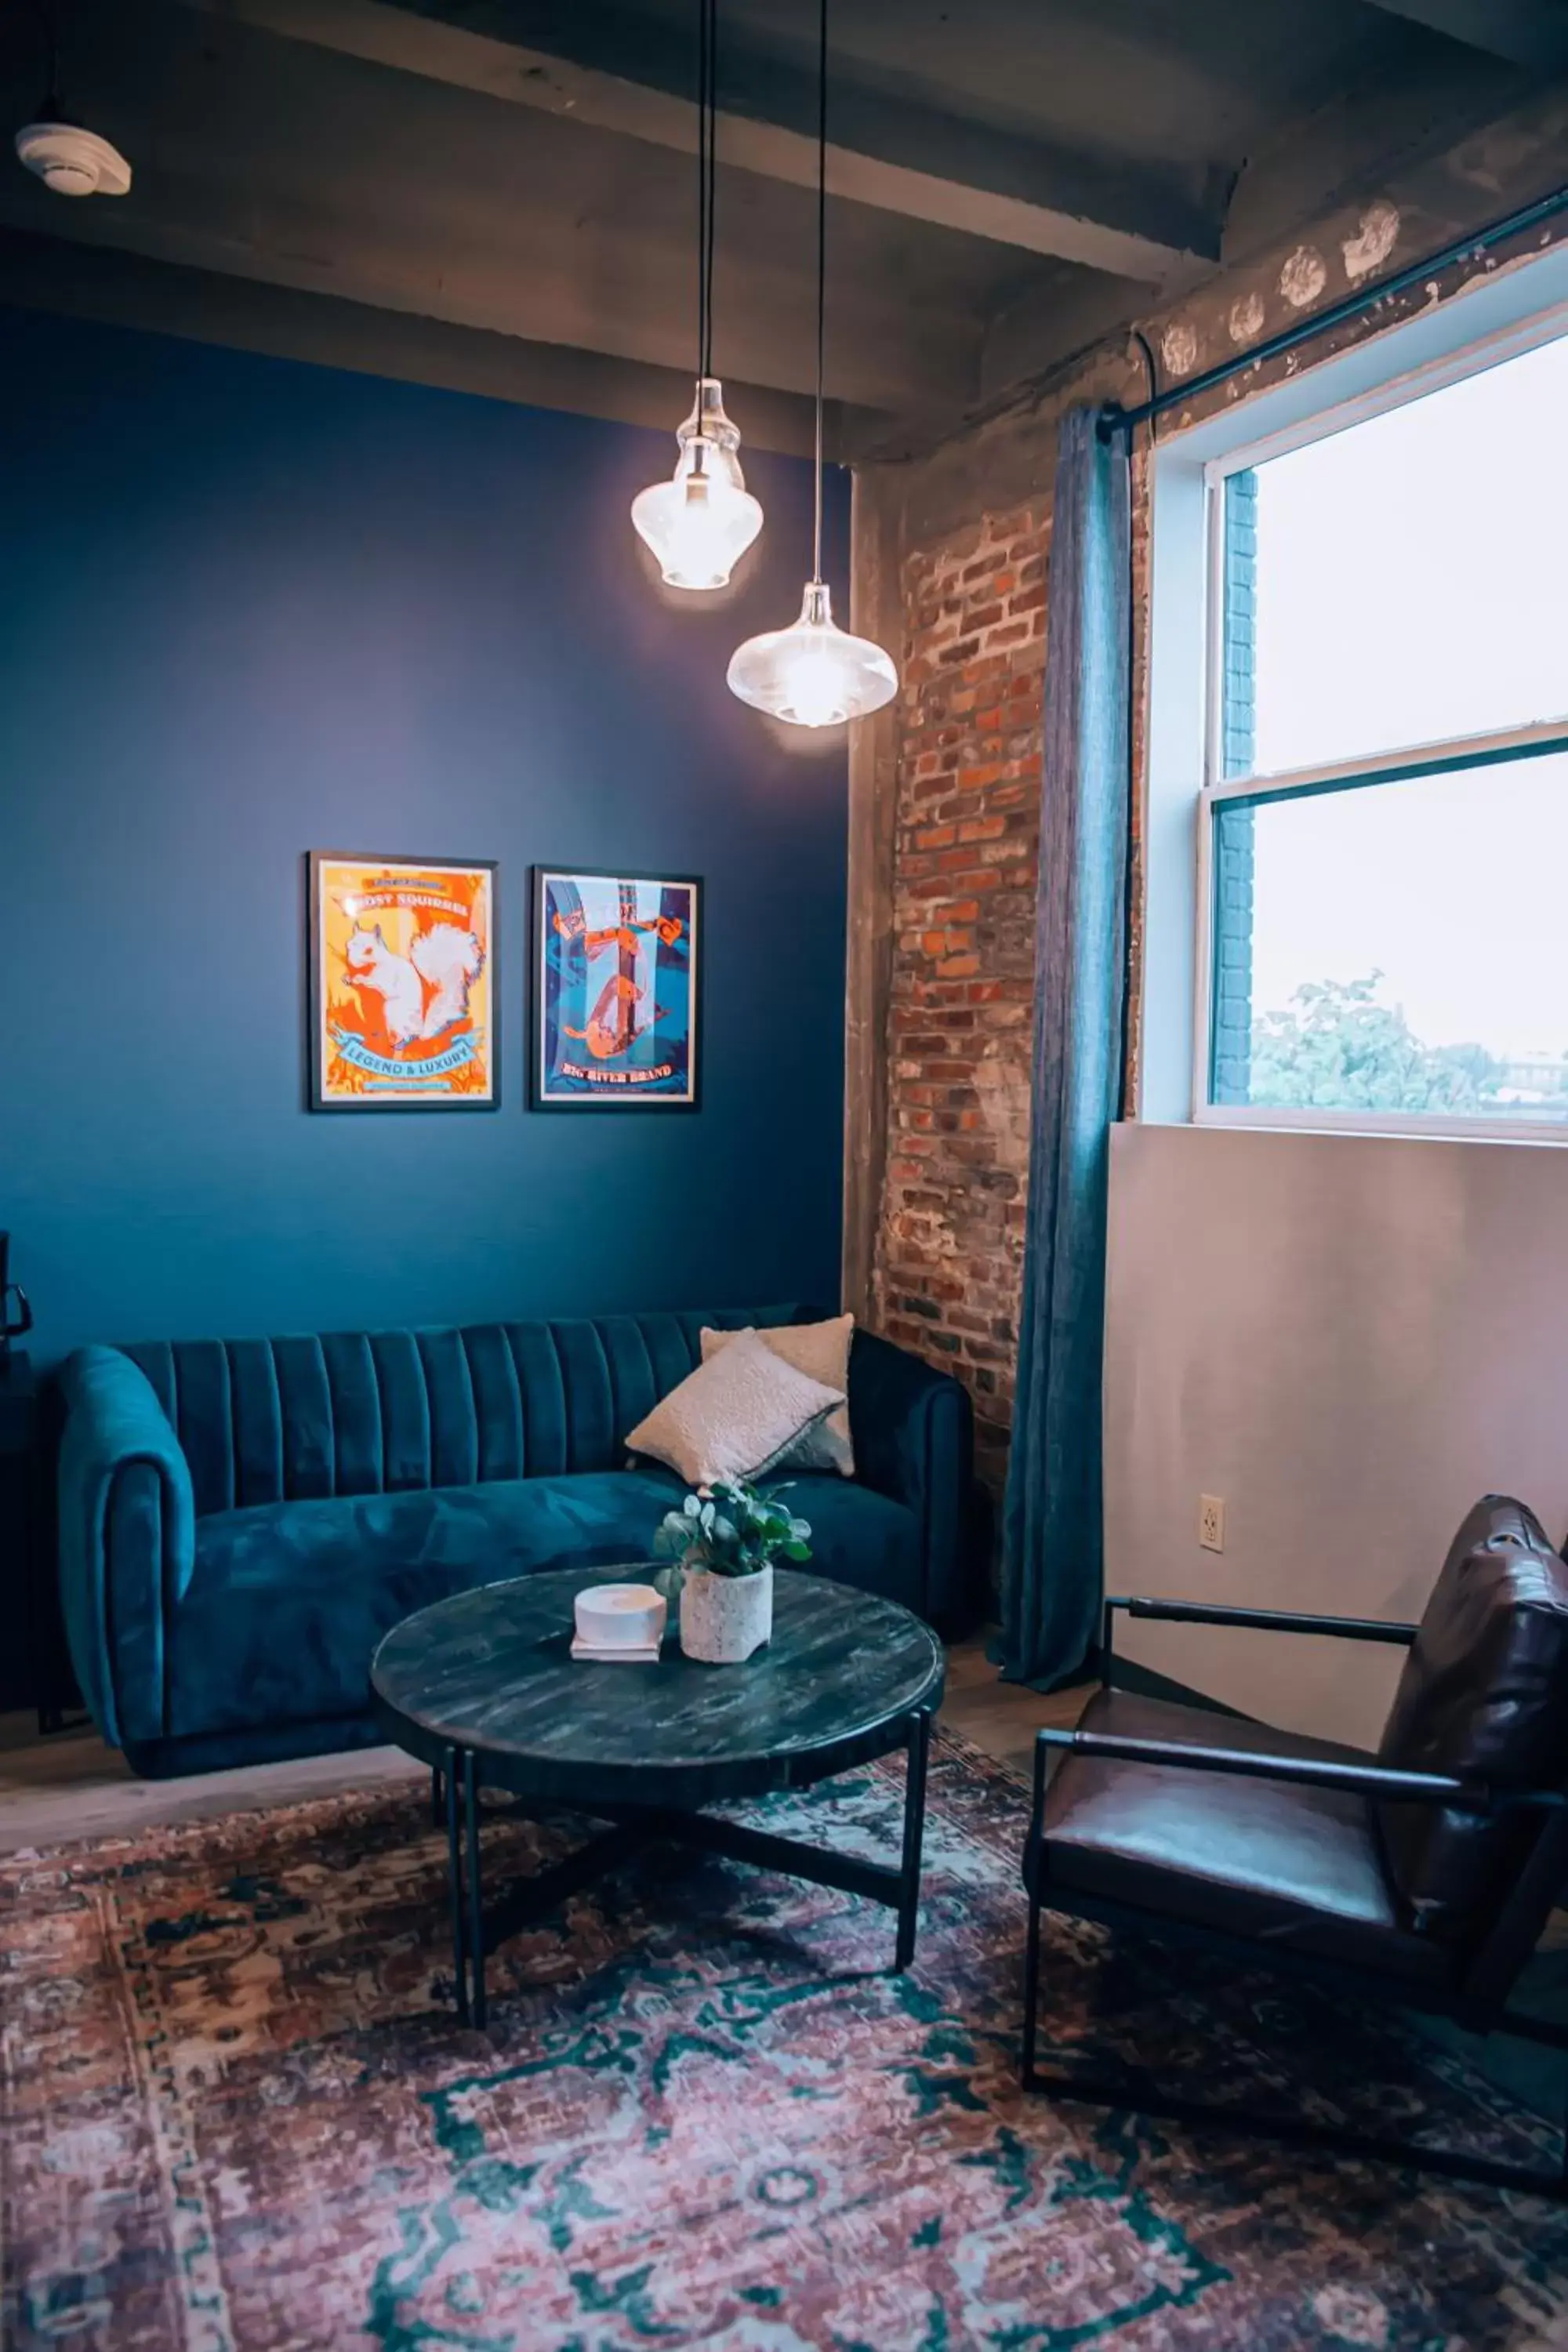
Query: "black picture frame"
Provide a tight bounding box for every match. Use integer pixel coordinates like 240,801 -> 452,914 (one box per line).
530,866 -> 702,1112
307,851 -> 500,1112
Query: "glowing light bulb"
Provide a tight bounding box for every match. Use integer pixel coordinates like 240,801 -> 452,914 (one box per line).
631,379 -> 764,590
727,582 -> 897,728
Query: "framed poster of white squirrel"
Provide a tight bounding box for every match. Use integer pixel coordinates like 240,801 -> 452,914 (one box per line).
308,853 -> 498,1110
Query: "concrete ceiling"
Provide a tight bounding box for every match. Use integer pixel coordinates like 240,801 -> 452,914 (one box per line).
0,0 -> 1557,454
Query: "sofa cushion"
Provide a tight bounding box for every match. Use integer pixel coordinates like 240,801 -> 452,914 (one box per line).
165,1468 -> 925,1740
123,1308 -> 808,1518
626,1330 -> 843,1488
167,1469 -> 687,1738
702,1317 -> 856,1476
781,1475 -> 922,1609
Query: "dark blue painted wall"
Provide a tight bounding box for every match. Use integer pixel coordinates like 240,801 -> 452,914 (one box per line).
1,308 -> 848,1360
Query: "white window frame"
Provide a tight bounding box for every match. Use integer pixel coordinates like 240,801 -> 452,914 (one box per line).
1140,247 -> 1568,1144
1195,720 -> 1568,1145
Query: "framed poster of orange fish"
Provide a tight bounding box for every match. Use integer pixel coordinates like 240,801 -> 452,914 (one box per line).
309,853 -> 498,1110
532,867 -> 700,1109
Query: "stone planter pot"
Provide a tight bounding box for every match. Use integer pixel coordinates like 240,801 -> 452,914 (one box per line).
678,1563 -> 773,1664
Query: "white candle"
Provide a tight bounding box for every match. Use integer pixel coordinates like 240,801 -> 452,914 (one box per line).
574,1582 -> 666,1649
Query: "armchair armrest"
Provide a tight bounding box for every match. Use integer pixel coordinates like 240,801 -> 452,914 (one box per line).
848,1328 -> 976,1629
1102,1594 -> 1419,1666
56,1345 -> 195,1750
1030,1722 -> 1567,1822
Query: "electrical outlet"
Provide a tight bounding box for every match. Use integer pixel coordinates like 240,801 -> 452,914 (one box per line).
1199,1494 -> 1225,1552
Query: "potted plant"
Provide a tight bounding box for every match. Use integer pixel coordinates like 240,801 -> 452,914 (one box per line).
653,1478 -> 813,1664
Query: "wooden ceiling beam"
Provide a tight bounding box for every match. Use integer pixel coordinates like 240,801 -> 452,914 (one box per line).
171,0 -> 1223,283
1359,0 -> 1568,73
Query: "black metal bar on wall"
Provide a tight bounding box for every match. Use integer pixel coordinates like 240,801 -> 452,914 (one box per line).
1099,182 -> 1568,442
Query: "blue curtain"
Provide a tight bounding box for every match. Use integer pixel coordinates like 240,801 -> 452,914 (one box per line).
1000,407 -> 1131,1687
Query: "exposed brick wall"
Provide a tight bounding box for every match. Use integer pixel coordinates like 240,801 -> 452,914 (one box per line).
870,503 -> 1049,1494
856,106 -> 1568,1526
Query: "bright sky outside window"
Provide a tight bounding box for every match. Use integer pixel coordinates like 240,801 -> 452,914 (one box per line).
1207,324 -> 1568,1127
1246,335 -> 1568,777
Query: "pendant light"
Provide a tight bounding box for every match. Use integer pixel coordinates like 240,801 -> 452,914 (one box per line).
726,0 -> 897,728
630,0 -> 762,590
13,5 -> 131,198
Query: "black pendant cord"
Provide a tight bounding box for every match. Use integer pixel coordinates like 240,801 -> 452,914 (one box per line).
1101,180 -> 1568,441
693,0 -> 702,385
695,0 -> 717,386
28,0 -> 61,111
703,0 -> 717,382
811,0 -> 827,585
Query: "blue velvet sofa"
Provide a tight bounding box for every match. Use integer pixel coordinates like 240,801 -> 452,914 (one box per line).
56,1305 -> 976,1777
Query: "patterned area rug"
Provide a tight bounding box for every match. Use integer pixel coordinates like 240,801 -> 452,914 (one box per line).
5,1730 -> 1568,2350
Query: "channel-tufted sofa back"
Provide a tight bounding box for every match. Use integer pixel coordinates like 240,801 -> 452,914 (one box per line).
122,1306 -> 805,1519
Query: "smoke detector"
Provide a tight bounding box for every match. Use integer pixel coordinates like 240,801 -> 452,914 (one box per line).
15,120 -> 131,198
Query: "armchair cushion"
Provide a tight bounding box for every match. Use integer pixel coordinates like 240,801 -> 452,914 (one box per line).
1029,1689 -> 1449,1987
1377,1495 -> 1568,1944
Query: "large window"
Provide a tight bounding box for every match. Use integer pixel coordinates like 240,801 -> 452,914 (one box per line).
1196,324 -> 1568,1136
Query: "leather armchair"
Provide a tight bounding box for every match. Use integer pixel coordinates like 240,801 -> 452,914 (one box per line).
1022,1496 -> 1568,2197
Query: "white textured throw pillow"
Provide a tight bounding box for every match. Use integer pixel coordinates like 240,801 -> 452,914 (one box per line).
702,1316 -> 855,1476
625,1327 -> 845,1489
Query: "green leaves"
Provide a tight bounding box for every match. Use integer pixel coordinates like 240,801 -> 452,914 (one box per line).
1249,971 -> 1508,1114
648,1475 -> 814,1577
652,1510 -> 695,1559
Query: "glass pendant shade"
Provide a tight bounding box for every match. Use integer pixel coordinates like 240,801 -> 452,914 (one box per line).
727,581 -> 897,728
630,377 -> 764,590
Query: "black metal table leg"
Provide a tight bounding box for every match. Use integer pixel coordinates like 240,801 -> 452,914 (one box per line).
429,1709 -> 941,2017
431,1765 -> 445,1828
477,1818 -> 658,1954
895,1707 -> 932,1972
445,1744 -> 470,2025
463,1749 -> 487,2028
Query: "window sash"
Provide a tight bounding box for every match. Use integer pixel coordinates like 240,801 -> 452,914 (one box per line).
1138,252 -> 1568,1134
1191,718 -> 1568,1137
1204,714 -> 1568,811
1200,297 -> 1568,795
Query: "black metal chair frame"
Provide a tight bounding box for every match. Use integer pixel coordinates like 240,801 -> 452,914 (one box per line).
1021,1595 -> 1568,2199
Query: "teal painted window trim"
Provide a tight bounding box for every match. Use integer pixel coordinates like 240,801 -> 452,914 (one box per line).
1210,470 -> 1256,1107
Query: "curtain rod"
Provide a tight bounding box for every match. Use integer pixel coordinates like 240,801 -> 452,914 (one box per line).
1098,181 -> 1568,441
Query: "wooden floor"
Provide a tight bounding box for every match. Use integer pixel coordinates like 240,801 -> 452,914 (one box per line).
0,1635 -> 1091,1857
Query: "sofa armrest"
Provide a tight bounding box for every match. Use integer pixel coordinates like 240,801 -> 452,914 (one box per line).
56,1346 -> 196,1751
848,1328 -> 977,1629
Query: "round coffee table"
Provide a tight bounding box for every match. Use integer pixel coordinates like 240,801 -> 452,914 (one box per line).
370,1566 -> 945,2024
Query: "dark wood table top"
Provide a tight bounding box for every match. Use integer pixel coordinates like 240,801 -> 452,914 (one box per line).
370,1566 -> 944,1809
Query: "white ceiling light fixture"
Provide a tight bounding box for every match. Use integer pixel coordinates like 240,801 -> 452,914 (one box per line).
13,9 -> 130,199
726,0 -> 896,729
630,0 -> 762,591
15,119 -> 130,197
